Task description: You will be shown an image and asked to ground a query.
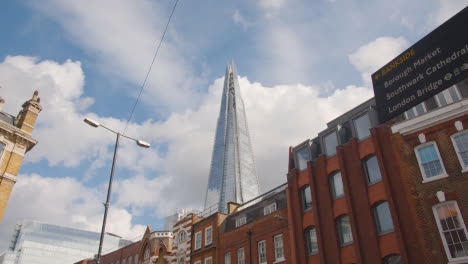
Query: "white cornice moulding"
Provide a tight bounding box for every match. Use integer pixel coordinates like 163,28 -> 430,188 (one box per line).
392,98 -> 468,135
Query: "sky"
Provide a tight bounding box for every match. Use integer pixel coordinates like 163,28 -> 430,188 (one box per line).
0,0 -> 467,254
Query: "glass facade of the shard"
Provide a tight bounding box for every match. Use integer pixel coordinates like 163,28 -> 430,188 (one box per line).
204,62 -> 260,213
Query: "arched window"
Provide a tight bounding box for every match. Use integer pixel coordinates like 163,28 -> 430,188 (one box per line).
372,201 -> 394,235
329,172 -> 344,200
336,215 -> 353,246
382,254 -> 402,264
363,155 -> 382,185
301,185 -> 313,211
177,231 -> 186,243
178,256 -> 185,264
143,245 -> 150,264
0,142 -> 5,160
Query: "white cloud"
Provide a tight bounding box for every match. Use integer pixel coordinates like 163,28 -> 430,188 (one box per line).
0,173 -> 146,251
232,10 -> 251,31
28,0 -> 203,112
431,0 -> 468,26
258,0 -> 286,10
348,36 -> 409,87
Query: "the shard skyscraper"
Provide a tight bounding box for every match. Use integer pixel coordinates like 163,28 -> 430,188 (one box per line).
204,62 -> 260,213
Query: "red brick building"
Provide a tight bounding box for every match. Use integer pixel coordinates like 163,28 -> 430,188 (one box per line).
390,96 -> 468,263
75,227 -> 173,264
218,185 -> 290,264
287,81 -> 468,264
191,212 -> 227,264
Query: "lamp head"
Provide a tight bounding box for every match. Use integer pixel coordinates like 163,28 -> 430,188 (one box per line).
137,140 -> 151,148
84,117 -> 100,128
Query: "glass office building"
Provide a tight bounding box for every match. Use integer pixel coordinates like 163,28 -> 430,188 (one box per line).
204,62 -> 260,213
0,220 -> 132,264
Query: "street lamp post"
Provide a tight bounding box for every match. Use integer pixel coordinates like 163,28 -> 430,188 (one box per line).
83,117 -> 150,264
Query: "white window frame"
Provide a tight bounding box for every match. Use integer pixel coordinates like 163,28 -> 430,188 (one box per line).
224,252 -> 231,264
432,201 -> 468,263
194,261 -> 201,264
235,216 -> 246,228
237,247 -> 245,264
205,226 -> 212,245
205,256 -> 212,264
451,130 -> 468,172
195,231 -> 202,250
264,202 -> 277,215
274,234 -> 285,262
414,141 -> 448,183
258,240 -> 267,264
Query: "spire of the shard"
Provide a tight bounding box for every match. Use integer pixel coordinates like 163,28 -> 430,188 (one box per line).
204,62 -> 260,213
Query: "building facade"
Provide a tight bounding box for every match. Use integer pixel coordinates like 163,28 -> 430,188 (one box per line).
390,96 -> 468,263
75,227 -> 173,264
287,80 -> 468,264
218,184 -> 290,264
0,219 -> 132,264
0,92 -> 42,222
204,62 -> 260,213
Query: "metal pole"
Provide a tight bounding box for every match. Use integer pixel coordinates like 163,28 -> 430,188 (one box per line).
96,133 -> 120,264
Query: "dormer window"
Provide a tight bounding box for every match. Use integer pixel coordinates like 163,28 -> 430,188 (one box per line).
264,203 -> 277,215
324,131 -> 338,157
235,216 -> 246,228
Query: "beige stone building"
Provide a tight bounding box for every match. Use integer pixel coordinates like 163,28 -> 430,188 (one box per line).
0,91 -> 42,222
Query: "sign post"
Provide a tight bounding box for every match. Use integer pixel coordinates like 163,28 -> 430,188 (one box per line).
372,7 -> 468,123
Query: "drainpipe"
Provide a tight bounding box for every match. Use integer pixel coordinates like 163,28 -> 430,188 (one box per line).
247,229 -> 252,264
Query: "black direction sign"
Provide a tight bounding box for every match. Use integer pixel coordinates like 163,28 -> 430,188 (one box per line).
372,6 -> 468,123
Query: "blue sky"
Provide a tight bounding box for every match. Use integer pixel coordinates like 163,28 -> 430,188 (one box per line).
0,0 -> 467,253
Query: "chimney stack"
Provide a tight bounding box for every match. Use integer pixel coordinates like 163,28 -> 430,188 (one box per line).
16,90 -> 42,134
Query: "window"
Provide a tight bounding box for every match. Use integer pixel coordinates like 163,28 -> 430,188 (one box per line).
451,131 -> 468,171
194,261 -> 201,264
134,254 -> 138,264
329,172 -> 344,199
237,248 -> 245,264
143,245 -> 150,264
128,256 -> 132,264
337,215 -> 353,246
435,86 -> 461,106
195,231 -> 202,249
179,257 -> 185,264
373,201 -> 394,235
305,227 -> 318,255
258,240 -> 267,264
363,155 -> 382,185
301,185 -> 313,211
295,146 -> 309,171
354,113 -> 371,140
0,142 -> 5,158
382,254 -> 402,264
205,257 -> 212,264
177,231 -> 187,243
224,252 -> 231,264
122,259 -> 126,264
235,216 -> 246,228
264,202 -> 277,215
274,234 -> 285,261
415,142 -> 447,182
324,132 -> 338,156
205,226 -> 212,245
433,201 -> 468,261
